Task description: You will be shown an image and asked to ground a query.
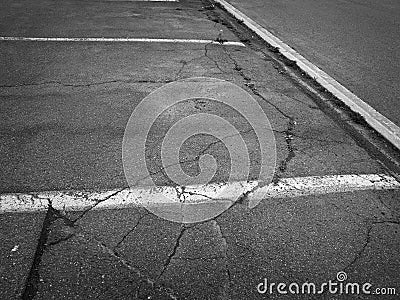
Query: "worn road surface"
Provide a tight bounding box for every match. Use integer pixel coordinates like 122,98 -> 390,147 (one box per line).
0,0 -> 399,299
225,0 -> 400,126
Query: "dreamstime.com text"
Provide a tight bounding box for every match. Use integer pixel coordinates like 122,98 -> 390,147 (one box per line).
257,272 -> 397,296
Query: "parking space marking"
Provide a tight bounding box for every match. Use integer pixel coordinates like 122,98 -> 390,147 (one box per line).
0,36 -> 245,46
1,174 -> 398,214
247,173 -> 399,208
104,0 -> 179,2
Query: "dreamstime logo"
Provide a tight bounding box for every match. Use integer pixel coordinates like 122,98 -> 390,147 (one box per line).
122,77 -> 276,223
336,271 -> 347,282
257,271 -> 397,296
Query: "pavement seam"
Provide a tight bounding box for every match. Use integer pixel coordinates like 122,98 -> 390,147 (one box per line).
20,206 -> 58,300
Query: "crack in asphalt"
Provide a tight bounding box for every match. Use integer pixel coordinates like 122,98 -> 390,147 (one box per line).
376,194 -> 397,217
14,5 -> 395,299
173,255 -> 226,261
23,204 -> 179,300
192,129 -> 252,161
175,60 -> 188,80
74,229 -> 179,300
143,124 -> 324,191
273,118 -> 297,184
183,190 -> 216,201
274,120 -> 297,184
174,54 -> 206,80
39,208 -> 79,248
46,231 -> 75,248
274,129 -> 349,145
211,220 -> 232,299
157,225 -> 188,281
204,42 -> 226,73
174,186 -> 187,203
198,2 -> 311,187
155,218 -> 237,298
70,188 -> 126,224
135,129 -> 252,187
344,223 -> 373,273
114,211 -> 149,252
344,218 -> 400,272
172,186 -> 217,204
188,6 -> 352,186
328,201 -> 368,221
221,46 -> 292,119
203,1 -> 320,112
15,193 -> 48,210
214,47 -> 298,183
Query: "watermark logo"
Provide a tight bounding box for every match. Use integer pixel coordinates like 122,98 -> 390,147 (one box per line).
336,271 -> 347,282
122,77 -> 276,223
257,271 -> 397,296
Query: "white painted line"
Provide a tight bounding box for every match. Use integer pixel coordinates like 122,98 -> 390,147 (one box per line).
104,0 -> 178,2
247,173 -> 400,208
0,36 -> 245,47
1,174 -> 398,214
214,0 -> 400,150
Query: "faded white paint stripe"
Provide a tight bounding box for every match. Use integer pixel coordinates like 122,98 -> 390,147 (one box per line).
104,0 -> 178,2
0,36 -> 245,46
247,173 -> 400,208
0,174 -> 399,213
214,0 -> 400,150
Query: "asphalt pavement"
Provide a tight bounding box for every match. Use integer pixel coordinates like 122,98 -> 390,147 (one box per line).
223,0 -> 400,126
0,0 -> 399,299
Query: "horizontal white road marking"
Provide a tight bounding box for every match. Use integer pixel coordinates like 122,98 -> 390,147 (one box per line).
104,0 -> 178,1
0,174 -> 398,214
214,0 -> 400,150
0,36 -> 245,46
247,173 -> 400,208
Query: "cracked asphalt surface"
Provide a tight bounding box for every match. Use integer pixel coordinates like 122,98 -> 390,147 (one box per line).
223,0 -> 400,126
1,0 -> 399,299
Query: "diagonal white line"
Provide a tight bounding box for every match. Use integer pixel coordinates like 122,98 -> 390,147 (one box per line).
0,36 -> 245,47
0,174 -> 399,214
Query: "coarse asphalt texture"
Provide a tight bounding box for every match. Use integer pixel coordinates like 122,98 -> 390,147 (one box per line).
0,0 -> 399,299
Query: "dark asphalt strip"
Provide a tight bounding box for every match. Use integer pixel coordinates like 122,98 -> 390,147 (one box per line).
21,207 -> 58,300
